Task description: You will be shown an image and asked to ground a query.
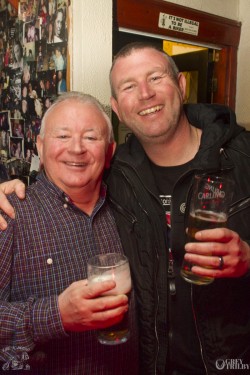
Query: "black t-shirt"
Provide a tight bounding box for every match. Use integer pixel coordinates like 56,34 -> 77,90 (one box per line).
149,160 -> 205,375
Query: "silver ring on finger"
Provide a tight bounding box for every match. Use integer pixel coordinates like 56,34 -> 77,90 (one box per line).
218,256 -> 224,270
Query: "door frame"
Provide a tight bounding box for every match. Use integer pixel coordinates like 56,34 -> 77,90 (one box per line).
172,50 -> 214,104
114,0 -> 241,109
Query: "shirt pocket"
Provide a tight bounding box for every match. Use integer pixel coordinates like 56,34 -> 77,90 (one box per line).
13,249 -> 86,300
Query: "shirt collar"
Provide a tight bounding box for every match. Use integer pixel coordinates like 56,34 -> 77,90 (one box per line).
36,170 -> 107,211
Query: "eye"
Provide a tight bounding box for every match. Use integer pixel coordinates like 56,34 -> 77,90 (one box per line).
87,137 -> 97,141
57,134 -> 69,139
150,75 -> 162,82
84,135 -> 98,141
122,83 -> 135,92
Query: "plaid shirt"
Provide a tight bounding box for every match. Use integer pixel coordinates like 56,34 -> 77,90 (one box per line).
0,172 -> 138,374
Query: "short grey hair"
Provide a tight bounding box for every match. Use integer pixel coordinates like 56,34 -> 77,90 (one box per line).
39,91 -> 114,142
109,42 -> 180,98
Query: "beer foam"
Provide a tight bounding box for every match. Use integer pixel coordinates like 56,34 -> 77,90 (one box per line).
89,268 -> 131,295
193,209 -> 227,222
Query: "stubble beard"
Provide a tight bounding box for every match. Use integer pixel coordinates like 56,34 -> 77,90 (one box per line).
131,109 -> 182,146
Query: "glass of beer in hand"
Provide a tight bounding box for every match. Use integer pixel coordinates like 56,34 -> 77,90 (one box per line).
181,173 -> 233,285
87,253 -> 131,345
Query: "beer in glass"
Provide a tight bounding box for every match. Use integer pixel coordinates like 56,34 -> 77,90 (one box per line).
181,173 -> 233,285
87,253 -> 131,345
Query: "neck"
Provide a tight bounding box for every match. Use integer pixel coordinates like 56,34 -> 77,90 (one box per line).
142,120 -> 201,167
64,182 -> 102,216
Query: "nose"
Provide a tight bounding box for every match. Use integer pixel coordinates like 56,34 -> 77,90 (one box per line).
138,81 -> 155,100
69,137 -> 86,154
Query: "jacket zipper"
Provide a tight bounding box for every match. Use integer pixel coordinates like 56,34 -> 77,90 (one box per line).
168,248 -> 176,296
228,196 -> 250,217
109,196 -> 137,226
112,165 -> 162,374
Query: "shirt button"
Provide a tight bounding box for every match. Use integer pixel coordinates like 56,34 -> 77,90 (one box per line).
47,258 -> 53,265
63,203 -> 68,208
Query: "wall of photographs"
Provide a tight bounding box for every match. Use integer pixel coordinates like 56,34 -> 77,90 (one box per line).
0,0 -> 69,184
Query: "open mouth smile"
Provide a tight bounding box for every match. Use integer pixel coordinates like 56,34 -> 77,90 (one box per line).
65,162 -> 87,167
139,105 -> 163,116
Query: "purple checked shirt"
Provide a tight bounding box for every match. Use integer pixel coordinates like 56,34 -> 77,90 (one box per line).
0,172 -> 138,374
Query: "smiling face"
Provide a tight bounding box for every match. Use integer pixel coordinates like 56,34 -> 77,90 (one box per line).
54,11 -> 63,37
110,47 -> 186,145
36,99 -> 115,196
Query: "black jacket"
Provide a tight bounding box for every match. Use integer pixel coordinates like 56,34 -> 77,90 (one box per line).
106,104 -> 250,375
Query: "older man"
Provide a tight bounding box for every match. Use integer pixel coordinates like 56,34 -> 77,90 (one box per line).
0,92 -> 138,374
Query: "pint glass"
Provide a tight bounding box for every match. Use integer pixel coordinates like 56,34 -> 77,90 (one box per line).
87,253 -> 131,345
181,173 -> 233,285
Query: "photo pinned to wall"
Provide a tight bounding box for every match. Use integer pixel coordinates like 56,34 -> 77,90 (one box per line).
24,145 -> 34,163
24,41 -> 36,62
9,69 -> 22,102
43,69 -> 57,96
0,110 -> 10,132
50,6 -> 67,43
29,116 -> 41,144
11,39 -> 24,69
9,136 -> 24,159
19,0 -> 39,22
36,40 -> 48,71
6,155 -> 31,183
0,129 -> 9,158
10,117 -> 25,138
47,42 -> 66,71
24,118 -> 34,144
23,18 -> 40,43
56,69 -> 66,94
24,117 -> 37,160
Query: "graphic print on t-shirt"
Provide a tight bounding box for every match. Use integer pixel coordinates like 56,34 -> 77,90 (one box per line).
159,194 -> 172,228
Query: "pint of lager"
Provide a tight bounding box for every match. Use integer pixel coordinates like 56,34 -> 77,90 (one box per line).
181,173 -> 233,285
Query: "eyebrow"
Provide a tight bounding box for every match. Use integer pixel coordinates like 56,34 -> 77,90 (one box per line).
52,126 -> 98,133
117,67 -> 167,88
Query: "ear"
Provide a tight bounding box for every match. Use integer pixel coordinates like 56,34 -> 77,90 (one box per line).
36,135 -> 44,165
177,72 -> 187,101
105,141 -> 116,169
110,96 -> 122,121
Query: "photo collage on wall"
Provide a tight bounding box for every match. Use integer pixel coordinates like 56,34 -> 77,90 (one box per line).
0,0 -> 69,184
